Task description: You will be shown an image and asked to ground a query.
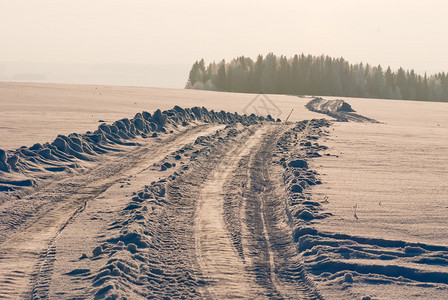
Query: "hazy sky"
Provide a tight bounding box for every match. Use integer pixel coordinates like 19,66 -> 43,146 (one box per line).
2,0 -> 448,75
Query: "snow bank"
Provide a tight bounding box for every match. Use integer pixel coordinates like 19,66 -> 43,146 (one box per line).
0,106 -> 275,197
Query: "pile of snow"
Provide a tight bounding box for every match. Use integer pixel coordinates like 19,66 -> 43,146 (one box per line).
306,98 -> 378,123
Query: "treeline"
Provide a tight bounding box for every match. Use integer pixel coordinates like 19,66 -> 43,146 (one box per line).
186,53 -> 448,102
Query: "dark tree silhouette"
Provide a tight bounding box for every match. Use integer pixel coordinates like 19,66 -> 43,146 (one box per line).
186,53 -> 448,102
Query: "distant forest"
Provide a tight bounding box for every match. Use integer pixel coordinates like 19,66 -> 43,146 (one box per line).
186,53 -> 448,102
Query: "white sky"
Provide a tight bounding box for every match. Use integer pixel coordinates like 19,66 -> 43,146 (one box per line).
1,0 -> 448,74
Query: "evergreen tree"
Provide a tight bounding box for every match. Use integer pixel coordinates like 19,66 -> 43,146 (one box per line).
253,55 -> 264,93
290,54 -> 300,94
186,53 -> 448,102
216,60 -> 227,91
261,53 -> 277,93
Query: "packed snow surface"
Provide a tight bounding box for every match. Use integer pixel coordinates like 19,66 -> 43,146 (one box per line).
0,83 -> 447,299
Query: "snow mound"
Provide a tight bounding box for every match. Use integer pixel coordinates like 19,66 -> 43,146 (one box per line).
306,98 -> 378,123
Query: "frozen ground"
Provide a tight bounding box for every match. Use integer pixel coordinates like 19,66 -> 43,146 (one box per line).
0,82 -> 447,299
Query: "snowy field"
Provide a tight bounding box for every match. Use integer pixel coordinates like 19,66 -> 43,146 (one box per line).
0,82 -> 318,150
0,82 -> 447,299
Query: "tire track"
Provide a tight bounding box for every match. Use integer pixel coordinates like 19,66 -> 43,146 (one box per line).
247,125 -> 323,300
194,126 -> 268,299
238,124 -> 321,300
43,123 -> 258,299
0,124 -> 223,299
1,118 -> 325,299
195,123 -> 323,299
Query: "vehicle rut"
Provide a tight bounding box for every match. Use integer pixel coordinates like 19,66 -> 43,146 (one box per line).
0,124 -> 223,299
195,123 -> 322,299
